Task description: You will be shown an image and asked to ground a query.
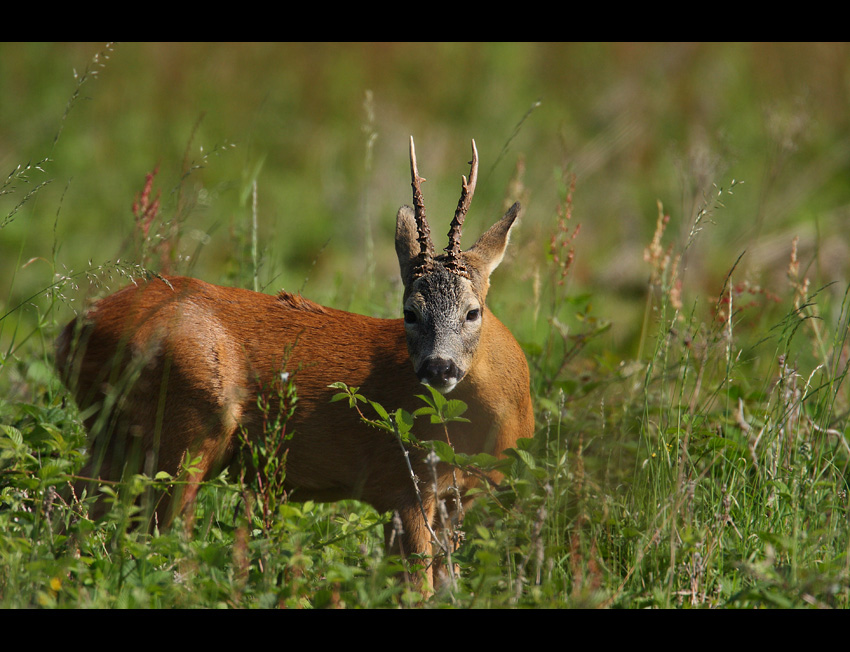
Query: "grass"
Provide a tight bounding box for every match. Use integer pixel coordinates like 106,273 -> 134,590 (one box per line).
2,43 -> 850,608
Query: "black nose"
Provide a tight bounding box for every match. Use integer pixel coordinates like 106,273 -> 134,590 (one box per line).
417,357 -> 461,387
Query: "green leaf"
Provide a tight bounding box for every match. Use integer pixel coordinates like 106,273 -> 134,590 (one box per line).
369,400 -> 389,421
391,409 -> 415,439
515,437 -> 537,451
465,452 -> 501,469
1,424 -> 23,445
508,447 -> 537,470
443,399 -> 468,420
427,439 -> 456,464
417,385 -> 446,411
394,409 -> 414,429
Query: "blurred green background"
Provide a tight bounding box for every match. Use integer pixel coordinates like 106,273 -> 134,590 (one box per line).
2,42 -> 849,359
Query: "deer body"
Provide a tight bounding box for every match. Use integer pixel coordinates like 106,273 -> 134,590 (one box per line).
56,138 -> 534,586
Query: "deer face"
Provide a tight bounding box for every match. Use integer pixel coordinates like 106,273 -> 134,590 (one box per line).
401,263 -> 483,393
395,137 -> 520,394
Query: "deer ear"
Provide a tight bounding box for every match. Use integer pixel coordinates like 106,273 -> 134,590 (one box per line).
465,202 -> 520,279
395,205 -> 420,286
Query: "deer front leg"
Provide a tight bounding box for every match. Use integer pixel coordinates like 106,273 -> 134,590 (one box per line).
382,493 -> 438,593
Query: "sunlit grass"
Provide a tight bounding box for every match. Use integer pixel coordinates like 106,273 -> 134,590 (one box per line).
1,43 -> 849,607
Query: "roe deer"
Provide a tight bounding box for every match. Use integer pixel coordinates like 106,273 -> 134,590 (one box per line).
56,137 -> 534,588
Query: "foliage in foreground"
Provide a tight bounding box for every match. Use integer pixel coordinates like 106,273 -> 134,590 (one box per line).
2,180 -> 849,608
2,44 -> 850,608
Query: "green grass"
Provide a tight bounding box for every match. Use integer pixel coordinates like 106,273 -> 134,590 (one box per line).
2,43 -> 850,607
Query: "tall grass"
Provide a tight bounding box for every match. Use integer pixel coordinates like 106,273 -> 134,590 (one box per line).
1,43 -> 849,607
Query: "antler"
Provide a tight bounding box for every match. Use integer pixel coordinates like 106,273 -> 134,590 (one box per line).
409,136 -> 434,278
443,139 -> 478,279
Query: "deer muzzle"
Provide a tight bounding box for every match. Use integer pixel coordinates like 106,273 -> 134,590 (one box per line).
417,357 -> 464,394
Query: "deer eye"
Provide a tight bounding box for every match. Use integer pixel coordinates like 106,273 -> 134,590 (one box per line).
466,308 -> 480,322
404,309 -> 417,324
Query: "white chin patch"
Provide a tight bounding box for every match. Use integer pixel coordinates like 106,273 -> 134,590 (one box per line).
422,378 -> 459,394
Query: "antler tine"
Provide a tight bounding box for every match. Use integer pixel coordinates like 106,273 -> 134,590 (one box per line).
409,136 -> 434,277
444,139 -> 478,278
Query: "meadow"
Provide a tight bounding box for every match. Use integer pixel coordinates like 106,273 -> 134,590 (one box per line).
1,42 -> 849,607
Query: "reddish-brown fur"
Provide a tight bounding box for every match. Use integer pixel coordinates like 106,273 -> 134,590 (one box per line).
56,275 -> 532,580
55,139 -> 534,589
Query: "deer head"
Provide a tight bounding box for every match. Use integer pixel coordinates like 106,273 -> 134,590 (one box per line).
395,136 -> 521,394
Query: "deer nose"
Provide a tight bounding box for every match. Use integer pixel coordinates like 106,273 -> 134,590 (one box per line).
417,358 -> 462,392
